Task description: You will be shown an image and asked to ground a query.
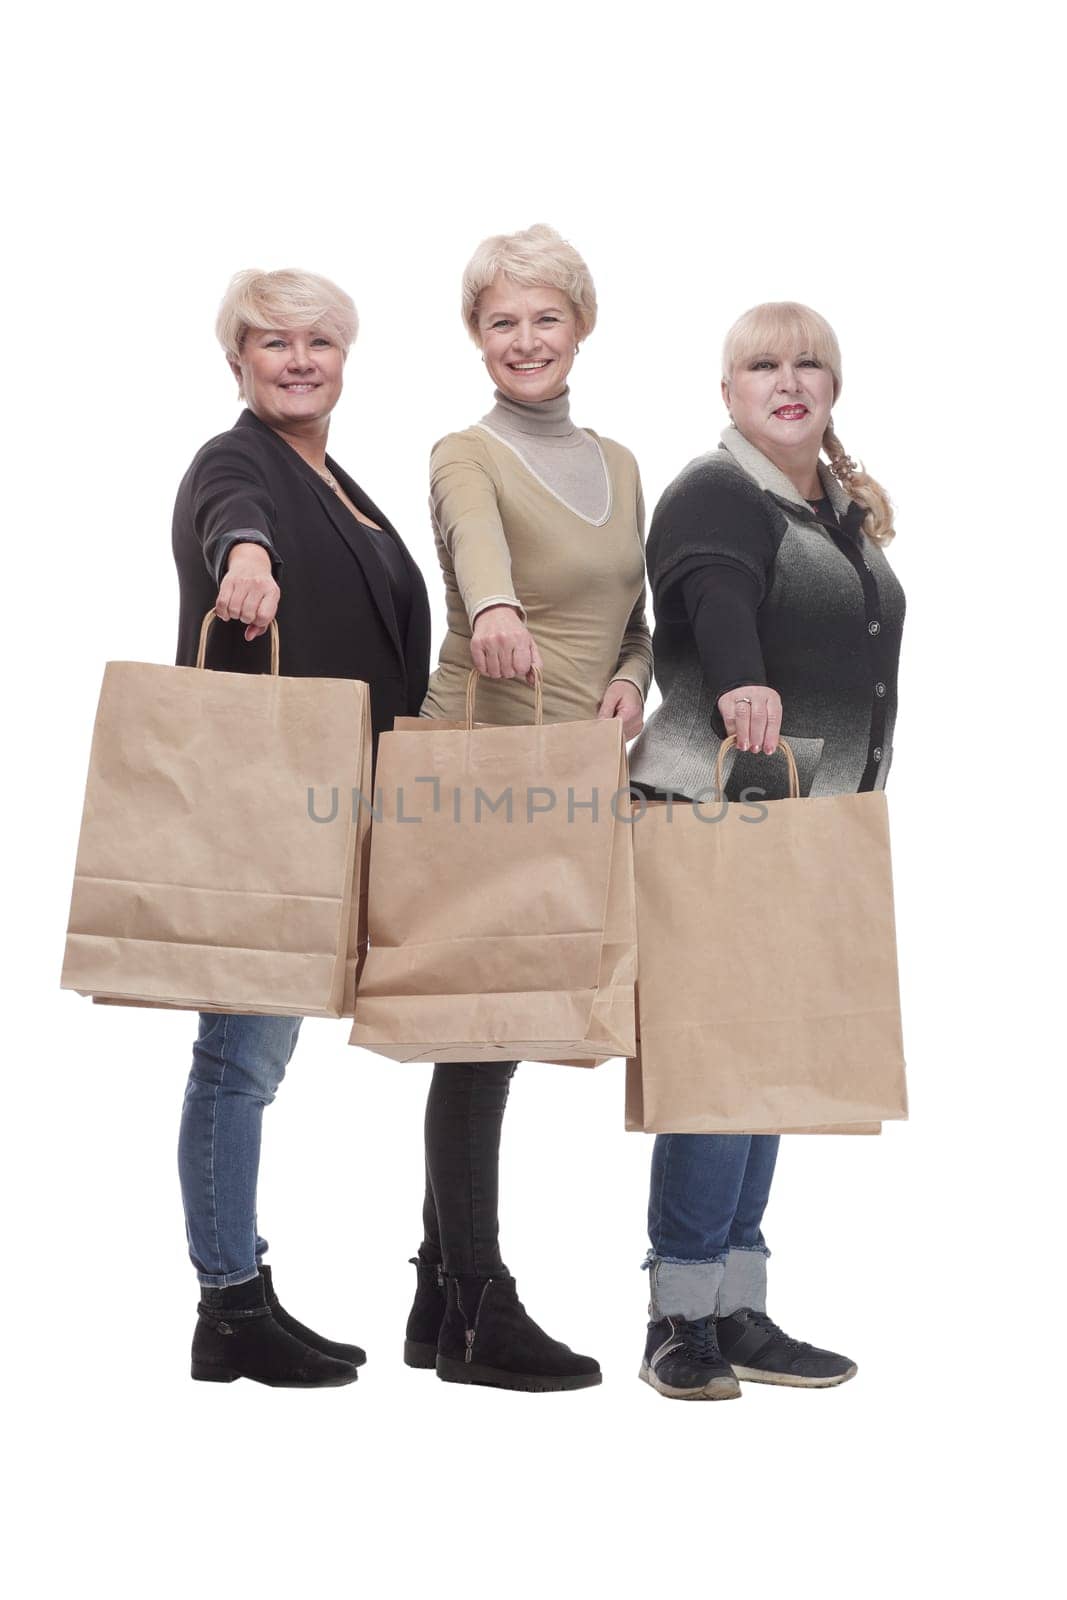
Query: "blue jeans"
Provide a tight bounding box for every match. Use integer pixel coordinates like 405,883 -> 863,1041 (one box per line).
177,1013 -> 303,1287
646,1133 -> 780,1321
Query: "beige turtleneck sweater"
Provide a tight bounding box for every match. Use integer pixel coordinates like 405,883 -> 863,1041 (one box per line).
421,388 -> 653,727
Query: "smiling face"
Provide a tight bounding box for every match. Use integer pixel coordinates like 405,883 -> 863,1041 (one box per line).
475,277 -> 580,403
722,347 -> 835,464
230,325 -> 345,432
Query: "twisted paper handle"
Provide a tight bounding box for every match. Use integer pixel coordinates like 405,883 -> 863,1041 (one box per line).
196,608 -> 280,676
715,734 -> 800,800
464,667 -> 544,730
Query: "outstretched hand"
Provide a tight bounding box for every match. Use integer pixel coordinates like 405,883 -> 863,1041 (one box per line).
216,543 -> 280,642
470,604 -> 544,686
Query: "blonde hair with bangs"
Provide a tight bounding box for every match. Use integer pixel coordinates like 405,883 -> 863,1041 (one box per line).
722,301 -> 895,546
461,224 -> 598,344
216,268 -> 359,381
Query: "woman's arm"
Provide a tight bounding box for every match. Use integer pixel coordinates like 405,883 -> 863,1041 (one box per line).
648,462 -> 783,751
609,472 -> 654,698
678,560 -> 780,753
430,437 -> 542,681
190,438 -> 283,641
607,592 -> 653,689
597,470 -> 652,738
430,439 -> 523,624
599,592 -> 652,739
190,437 -> 283,585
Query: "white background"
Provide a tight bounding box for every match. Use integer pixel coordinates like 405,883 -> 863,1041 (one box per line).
5,3 -> 1062,1596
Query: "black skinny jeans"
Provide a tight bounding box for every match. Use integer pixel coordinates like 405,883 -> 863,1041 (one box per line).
420,1061 -> 517,1276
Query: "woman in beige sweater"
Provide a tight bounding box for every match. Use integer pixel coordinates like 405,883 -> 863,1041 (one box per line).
405,224 -> 652,1392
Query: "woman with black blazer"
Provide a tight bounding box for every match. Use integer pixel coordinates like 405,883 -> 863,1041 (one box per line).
173,268 -> 430,1388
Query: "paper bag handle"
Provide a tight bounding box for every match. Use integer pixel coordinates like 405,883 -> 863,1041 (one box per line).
715,734 -> 800,799
196,609 -> 281,676
465,668 -> 544,729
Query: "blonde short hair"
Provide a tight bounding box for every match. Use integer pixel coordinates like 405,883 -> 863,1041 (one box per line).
722,301 -> 895,546
215,268 -> 359,364
461,224 -> 597,344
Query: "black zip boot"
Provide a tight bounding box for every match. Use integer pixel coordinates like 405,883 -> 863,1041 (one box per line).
191,1272 -> 359,1387
436,1273 -> 601,1392
404,1256 -> 447,1369
259,1264 -> 366,1368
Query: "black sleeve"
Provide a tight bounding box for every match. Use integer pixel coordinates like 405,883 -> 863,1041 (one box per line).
646,460 -> 780,737
646,460 -> 777,609
677,559 -> 770,737
190,438 -> 284,585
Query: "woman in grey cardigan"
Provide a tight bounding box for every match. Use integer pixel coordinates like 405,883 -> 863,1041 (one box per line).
629,301 -> 905,1401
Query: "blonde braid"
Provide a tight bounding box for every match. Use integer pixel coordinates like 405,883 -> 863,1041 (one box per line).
823,421 -> 895,546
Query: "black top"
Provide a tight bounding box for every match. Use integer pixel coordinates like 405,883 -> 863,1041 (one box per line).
172,409 -> 431,753
359,518 -> 414,642
806,495 -> 838,525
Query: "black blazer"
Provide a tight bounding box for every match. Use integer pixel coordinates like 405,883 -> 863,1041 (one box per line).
172,409 -> 431,749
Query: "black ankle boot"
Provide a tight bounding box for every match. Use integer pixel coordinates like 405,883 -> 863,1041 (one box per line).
437,1273 -> 602,1392
404,1257 -> 446,1369
259,1264 -> 366,1368
191,1273 -> 359,1387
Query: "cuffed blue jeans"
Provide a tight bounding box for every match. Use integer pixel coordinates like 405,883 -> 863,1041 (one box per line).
177,1013 -> 303,1287
646,1133 -> 780,1321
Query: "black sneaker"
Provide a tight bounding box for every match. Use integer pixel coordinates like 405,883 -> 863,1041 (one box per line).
639,1315 -> 742,1401
715,1308 -> 857,1388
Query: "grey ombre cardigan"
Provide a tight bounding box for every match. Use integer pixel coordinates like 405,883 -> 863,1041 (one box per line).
629,426 -> 905,802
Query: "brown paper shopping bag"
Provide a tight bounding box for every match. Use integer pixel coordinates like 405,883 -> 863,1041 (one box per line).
349,671 -> 636,1063
625,1037 -> 881,1135
62,611 -> 372,1018
624,737 -> 906,1133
